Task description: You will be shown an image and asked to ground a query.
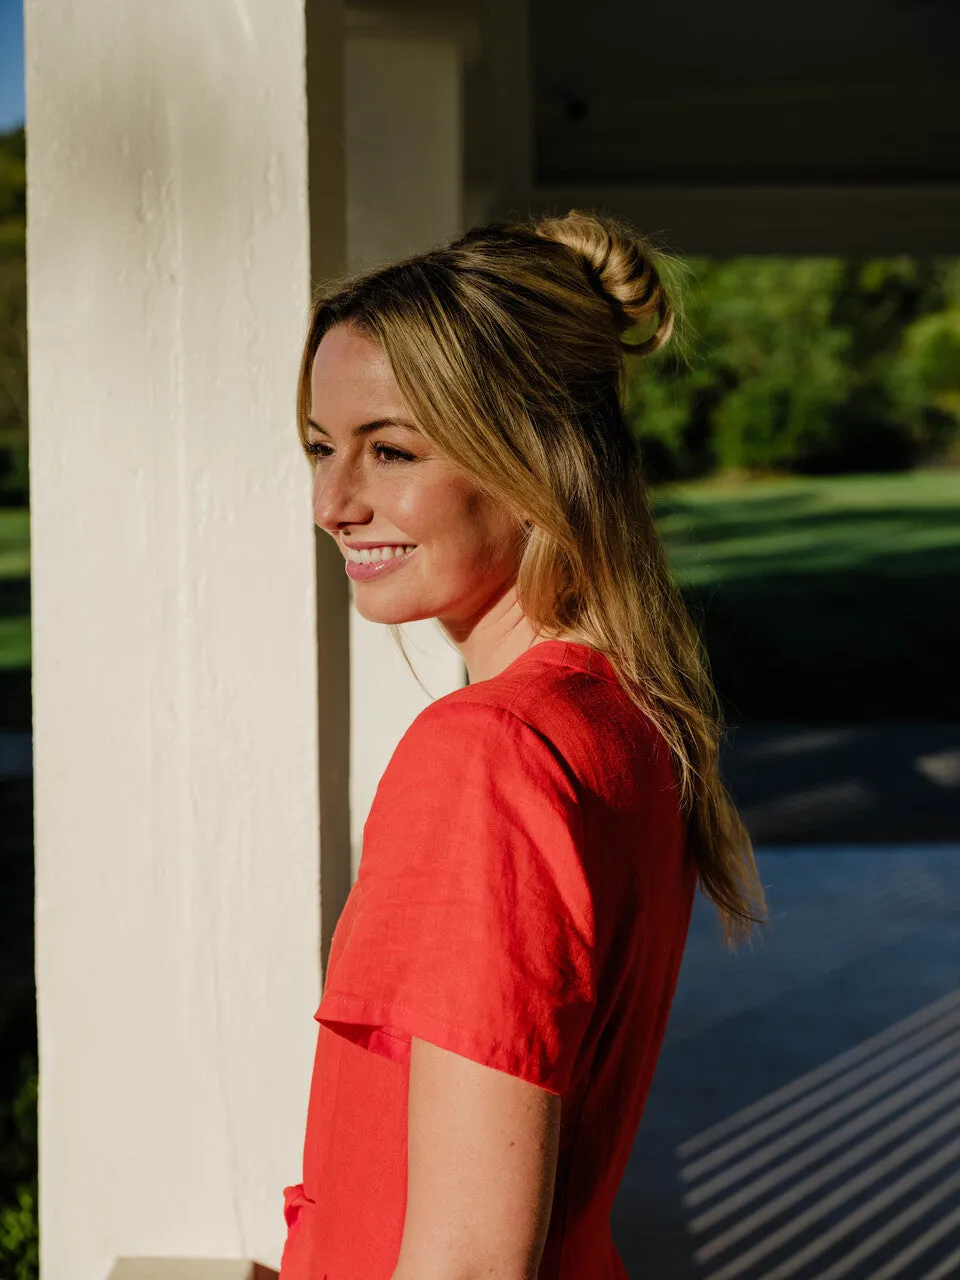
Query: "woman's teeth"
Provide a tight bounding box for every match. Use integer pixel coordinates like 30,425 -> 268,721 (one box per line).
345,544 -> 418,565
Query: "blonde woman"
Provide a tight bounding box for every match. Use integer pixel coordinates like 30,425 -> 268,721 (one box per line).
280,210 -> 766,1280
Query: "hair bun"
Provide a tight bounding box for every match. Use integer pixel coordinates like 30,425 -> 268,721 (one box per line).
535,209 -> 675,356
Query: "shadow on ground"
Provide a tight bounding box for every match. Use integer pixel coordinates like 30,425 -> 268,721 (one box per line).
615,845 -> 960,1279
721,725 -> 960,845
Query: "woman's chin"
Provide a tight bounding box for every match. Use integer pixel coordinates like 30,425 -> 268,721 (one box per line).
352,593 -> 436,626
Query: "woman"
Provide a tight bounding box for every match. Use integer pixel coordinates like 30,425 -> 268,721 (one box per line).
280,209 -> 766,1280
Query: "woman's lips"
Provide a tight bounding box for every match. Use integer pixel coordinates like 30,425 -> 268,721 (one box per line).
344,545 -> 419,582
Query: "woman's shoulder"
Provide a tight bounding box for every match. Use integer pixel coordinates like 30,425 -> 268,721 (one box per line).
388,647 -> 675,817
399,657 -> 589,755
390,646 -> 658,795
362,671 -> 591,882
394,682 -> 561,771
373,663 -> 589,808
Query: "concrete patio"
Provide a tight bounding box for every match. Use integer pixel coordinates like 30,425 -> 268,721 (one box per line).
617,843 -> 960,1279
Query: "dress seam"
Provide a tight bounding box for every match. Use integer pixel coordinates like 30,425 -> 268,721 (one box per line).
423,696 -> 588,818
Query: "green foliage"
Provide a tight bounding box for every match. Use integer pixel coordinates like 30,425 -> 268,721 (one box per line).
0,507 -> 31,668
627,253 -> 960,478
710,260 -> 851,471
0,1056 -> 38,1280
0,255 -> 28,497
0,128 -> 25,226
0,127 -> 27,505
888,302 -> 960,449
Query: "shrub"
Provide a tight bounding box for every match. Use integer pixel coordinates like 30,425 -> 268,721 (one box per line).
0,1055 -> 38,1280
626,254 -> 960,478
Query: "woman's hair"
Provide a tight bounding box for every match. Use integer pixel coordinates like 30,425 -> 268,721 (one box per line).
297,208 -> 767,946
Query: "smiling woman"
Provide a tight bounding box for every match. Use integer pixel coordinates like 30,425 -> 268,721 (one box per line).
279,211 -> 767,1280
302,320 -> 532,658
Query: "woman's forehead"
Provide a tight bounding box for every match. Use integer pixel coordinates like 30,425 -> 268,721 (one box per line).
311,325 -> 405,416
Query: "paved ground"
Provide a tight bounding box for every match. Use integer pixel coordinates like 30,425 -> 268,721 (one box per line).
0,731 -> 30,779
721,726 -> 960,846
0,769 -> 32,1063
616,844 -> 960,1279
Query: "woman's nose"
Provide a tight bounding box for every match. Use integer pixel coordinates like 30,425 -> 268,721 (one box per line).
312,457 -> 371,534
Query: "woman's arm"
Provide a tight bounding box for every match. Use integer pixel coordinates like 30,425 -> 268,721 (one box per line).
390,1036 -> 562,1280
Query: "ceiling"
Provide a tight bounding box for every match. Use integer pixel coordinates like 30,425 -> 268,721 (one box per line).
462,0 -> 960,252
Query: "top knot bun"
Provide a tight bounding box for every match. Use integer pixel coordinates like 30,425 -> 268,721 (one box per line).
535,209 -> 675,356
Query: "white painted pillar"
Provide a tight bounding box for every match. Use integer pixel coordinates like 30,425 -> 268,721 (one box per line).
24,1 -> 346,1276
344,15 -> 471,873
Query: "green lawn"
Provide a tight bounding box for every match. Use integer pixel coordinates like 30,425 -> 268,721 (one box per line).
655,469 -> 960,723
0,508 -> 29,675
1,471 -> 958,724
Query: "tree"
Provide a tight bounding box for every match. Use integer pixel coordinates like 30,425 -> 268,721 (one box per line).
625,250 -> 960,479
0,127 -> 27,505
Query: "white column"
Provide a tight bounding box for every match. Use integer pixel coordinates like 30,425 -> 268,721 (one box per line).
24,1 -> 345,1276
344,15 -> 470,874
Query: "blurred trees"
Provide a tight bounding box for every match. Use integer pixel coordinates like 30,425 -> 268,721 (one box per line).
0,127 -> 27,506
0,1056 -> 38,1280
1,122 -> 959,494
627,253 -> 960,482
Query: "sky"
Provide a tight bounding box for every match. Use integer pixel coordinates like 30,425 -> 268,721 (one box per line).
0,0 -> 24,131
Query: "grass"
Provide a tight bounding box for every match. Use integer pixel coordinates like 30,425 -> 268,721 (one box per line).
0,509 -> 29,673
656,469 -> 960,583
654,468 -> 960,723
1,469 -> 958,724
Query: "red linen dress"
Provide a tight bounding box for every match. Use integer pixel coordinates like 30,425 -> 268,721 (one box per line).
280,639 -> 696,1280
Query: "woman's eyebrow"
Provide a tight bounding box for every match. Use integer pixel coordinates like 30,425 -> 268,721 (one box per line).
307,416 -> 421,437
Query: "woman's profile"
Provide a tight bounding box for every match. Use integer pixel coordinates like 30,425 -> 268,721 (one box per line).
279,209 -> 767,1280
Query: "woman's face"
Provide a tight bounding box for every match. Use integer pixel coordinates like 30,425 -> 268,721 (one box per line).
309,323 -> 525,636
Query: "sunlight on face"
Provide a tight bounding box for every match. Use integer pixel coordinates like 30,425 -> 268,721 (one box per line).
309,323 -> 525,635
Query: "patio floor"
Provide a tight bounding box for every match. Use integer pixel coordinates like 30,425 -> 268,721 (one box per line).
616,844 -> 960,1280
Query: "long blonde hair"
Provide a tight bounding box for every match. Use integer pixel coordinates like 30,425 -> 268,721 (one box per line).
297,209 -> 767,945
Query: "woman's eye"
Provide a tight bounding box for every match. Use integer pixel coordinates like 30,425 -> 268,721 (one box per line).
304,441 -> 413,466
372,443 -> 414,464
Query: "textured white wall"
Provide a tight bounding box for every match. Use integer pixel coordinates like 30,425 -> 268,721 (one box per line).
344,25 -> 468,875
25,1 -> 343,1275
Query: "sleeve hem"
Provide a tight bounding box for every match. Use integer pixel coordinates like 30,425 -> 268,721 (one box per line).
316,991 -> 571,1097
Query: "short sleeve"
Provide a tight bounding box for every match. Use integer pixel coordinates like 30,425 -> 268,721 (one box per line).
316,699 -> 597,1097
